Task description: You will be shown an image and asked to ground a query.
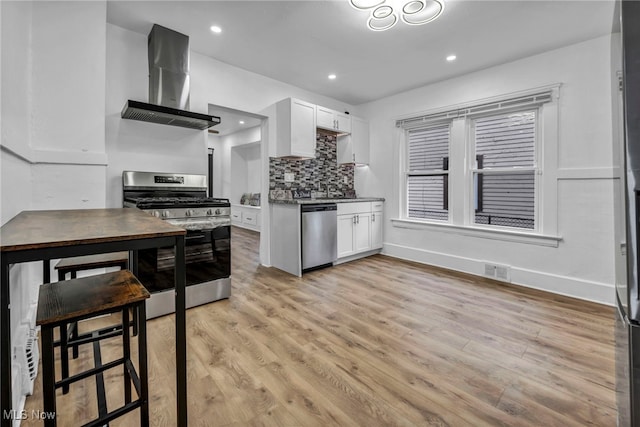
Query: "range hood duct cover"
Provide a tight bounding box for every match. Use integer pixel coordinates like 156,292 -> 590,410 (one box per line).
121,24 -> 220,130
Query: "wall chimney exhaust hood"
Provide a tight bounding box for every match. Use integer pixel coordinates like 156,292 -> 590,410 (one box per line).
121,24 -> 221,130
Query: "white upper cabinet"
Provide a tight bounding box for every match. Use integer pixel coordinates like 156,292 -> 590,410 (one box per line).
316,105 -> 351,134
275,98 -> 316,158
338,116 -> 370,165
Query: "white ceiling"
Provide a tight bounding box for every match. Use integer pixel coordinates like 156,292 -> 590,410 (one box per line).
208,104 -> 264,136
107,0 -> 617,107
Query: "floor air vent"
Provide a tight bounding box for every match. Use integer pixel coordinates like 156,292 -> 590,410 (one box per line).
483,262 -> 511,282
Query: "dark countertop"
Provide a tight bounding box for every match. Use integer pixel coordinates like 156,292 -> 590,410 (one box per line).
270,197 -> 385,205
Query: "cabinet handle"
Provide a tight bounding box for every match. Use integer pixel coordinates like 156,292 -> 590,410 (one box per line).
357,214 -> 360,224
372,214 -> 375,222
353,216 -> 356,224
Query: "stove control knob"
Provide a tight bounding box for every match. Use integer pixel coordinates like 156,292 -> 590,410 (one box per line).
152,211 -> 160,218
215,209 -> 221,215
162,210 -> 170,218
206,209 -> 213,216
186,209 -> 194,217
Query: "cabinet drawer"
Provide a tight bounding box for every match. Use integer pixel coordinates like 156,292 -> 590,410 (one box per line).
371,201 -> 383,212
338,202 -> 371,215
231,212 -> 242,223
242,214 -> 258,226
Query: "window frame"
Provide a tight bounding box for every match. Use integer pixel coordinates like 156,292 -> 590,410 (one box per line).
396,85 -> 561,244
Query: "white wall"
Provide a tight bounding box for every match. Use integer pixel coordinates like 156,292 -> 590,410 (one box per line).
358,34 -> 620,305
0,0 -> 108,417
106,24 -> 356,265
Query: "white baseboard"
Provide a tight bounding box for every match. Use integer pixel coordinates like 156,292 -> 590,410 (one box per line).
334,248 -> 382,266
382,243 -> 615,306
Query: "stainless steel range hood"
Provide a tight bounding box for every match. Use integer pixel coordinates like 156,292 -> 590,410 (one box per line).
121,24 -> 220,130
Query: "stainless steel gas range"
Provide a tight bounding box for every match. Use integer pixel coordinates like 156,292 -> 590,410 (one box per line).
123,171 -> 231,319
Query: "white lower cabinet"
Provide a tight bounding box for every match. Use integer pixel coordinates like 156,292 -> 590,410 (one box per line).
337,201 -> 382,260
371,212 -> 383,249
231,205 -> 261,232
354,213 -> 371,253
337,215 -> 356,258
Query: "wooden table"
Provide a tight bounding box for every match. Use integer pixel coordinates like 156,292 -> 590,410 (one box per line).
1,209 -> 188,426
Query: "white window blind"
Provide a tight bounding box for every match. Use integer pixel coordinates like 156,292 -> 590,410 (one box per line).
396,88 -> 553,129
407,124 -> 450,221
473,111 -> 536,229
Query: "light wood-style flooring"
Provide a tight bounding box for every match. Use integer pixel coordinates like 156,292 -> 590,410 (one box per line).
23,226 -> 616,426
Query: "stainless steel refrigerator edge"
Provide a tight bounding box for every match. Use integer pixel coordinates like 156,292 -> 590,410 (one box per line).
617,1 -> 640,425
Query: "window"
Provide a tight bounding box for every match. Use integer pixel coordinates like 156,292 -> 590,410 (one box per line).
397,86 -> 558,237
406,124 -> 450,221
472,111 -> 537,229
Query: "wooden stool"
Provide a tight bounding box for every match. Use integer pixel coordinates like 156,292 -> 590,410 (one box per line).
55,252 -> 129,282
54,252 -> 131,383
36,270 -> 150,427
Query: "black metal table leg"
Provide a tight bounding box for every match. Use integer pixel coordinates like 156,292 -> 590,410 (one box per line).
1,259 -> 12,427
41,325 -> 57,427
175,235 -> 187,427
43,259 -> 50,284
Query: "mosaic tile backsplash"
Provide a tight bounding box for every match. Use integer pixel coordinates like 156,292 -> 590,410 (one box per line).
270,132 -> 355,198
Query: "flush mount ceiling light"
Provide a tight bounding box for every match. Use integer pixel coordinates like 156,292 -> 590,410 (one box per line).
350,0 -> 444,31
328,74 -> 337,80
210,25 -> 222,34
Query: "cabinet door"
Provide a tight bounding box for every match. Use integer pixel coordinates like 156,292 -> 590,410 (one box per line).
337,116 -> 369,164
316,106 -> 335,131
337,215 -> 355,258
351,116 -> 369,164
231,207 -> 242,224
354,213 -> 371,253
291,99 -> 316,157
371,212 -> 383,249
336,112 -> 352,133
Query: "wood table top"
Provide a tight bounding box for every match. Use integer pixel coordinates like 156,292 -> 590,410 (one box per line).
0,208 -> 185,253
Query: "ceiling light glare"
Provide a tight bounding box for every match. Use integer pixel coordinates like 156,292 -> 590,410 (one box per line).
210,25 -> 222,34
351,0 -> 445,31
239,120 -> 245,124
328,74 -> 337,80
403,0 -> 425,14
368,13 -> 398,31
446,54 -> 456,61
401,0 -> 444,25
349,0 -> 385,10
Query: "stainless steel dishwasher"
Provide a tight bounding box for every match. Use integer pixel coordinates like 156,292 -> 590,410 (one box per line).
301,203 -> 337,272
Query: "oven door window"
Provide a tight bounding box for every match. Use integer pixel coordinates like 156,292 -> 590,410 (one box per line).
136,227 -> 231,293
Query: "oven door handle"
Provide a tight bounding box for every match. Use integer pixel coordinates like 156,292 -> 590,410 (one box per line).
186,233 -> 207,240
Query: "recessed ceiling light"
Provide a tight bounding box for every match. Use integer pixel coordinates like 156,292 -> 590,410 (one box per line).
210,25 -> 222,34
239,120 -> 245,125
328,74 -> 337,80
446,54 -> 457,61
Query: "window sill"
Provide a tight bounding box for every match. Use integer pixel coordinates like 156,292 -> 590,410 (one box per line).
390,218 -> 562,247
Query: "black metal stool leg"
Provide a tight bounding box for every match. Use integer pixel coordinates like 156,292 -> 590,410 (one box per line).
138,302 -> 149,427
59,321 -> 70,395
69,270 -> 80,359
122,307 -> 132,404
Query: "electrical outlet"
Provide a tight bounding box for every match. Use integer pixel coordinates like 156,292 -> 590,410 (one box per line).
284,173 -> 295,183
